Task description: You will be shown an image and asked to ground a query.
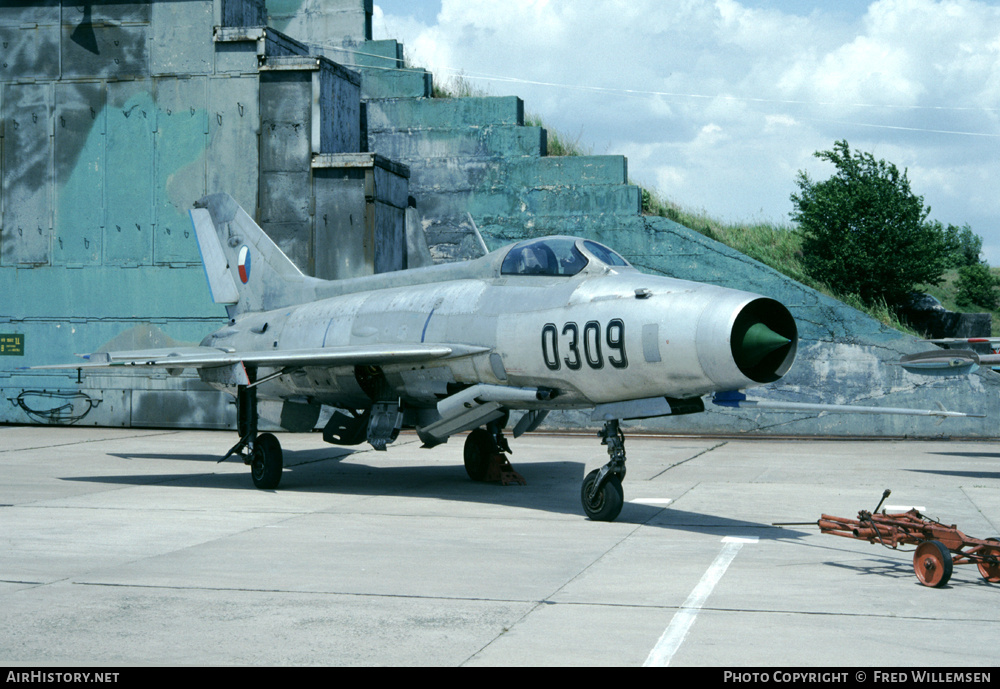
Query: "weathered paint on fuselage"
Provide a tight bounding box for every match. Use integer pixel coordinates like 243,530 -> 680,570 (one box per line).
198,241 -> 785,413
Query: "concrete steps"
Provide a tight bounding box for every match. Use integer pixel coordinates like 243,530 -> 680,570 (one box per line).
368,126 -> 545,159
364,86 -> 641,262
323,39 -> 434,99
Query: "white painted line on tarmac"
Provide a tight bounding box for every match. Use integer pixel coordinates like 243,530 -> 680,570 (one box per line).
630,498 -> 672,506
643,536 -> 757,667
885,505 -> 926,512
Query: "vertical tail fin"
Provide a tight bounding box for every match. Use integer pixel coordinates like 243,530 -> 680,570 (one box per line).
190,193 -> 322,316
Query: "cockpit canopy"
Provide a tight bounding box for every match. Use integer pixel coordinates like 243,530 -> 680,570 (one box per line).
500,237 -> 631,277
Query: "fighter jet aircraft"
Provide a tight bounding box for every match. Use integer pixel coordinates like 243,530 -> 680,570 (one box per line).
36,193 -> 973,521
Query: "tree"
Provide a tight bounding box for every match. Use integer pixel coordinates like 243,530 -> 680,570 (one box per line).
942,222 -> 983,269
790,140 -> 958,308
955,262 -> 1000,310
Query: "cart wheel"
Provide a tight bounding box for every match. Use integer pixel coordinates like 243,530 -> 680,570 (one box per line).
976,538 -> 1000,583
913,540 -> 953,587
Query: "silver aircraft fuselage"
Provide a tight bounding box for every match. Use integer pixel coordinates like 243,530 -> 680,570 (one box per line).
199,238 -> 797,416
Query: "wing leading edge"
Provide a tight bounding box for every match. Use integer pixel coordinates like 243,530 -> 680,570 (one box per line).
33,343 -> 487,372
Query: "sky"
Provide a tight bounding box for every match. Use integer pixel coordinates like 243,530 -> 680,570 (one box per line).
370,0 -> 1000,262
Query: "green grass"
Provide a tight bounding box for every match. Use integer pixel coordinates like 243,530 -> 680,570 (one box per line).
640,189 -> 809,283
639,187 -> 921,334
524,114 -> 591,157
431,72 -> 484,99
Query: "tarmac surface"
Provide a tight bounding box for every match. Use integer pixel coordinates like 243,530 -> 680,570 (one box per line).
1,424 -> 999,667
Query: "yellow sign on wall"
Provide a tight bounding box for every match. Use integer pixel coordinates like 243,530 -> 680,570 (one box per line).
0,334 -> 24,356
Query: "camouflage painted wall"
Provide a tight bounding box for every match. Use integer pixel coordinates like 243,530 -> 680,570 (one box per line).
1,0 -> 403,428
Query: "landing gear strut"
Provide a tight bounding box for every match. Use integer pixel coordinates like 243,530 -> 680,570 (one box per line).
581,419 -> 627,521
220,368 -> 283,489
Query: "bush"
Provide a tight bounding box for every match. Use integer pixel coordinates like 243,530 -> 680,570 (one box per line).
956,262 -> 1000,310
790,140 -> 957,308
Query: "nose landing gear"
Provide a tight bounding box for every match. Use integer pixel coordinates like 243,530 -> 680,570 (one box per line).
581,420 -> 627,521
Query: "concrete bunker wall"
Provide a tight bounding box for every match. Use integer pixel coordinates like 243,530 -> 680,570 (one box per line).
2,0 -> 997,437
1,0 -> 407,429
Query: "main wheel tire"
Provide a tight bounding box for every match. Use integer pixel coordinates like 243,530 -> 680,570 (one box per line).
581,469 -> 624,522
913,540 -> 953,587
464,428 -> 495,481
251,433 -> 283,489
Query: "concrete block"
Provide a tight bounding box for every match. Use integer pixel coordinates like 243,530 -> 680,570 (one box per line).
53,81 -> 105,266
154,77 -> 209,265
408,155 -> 630,194
151,0 -> 214,76
508,155 -> 628,187
366,96 -> 523,130
312,153 -> 410,279
222,0 -> 267,27
360,68 -> 432,100
104,81 -> 155,266
2,83 -> 53,266
266,0 -> 372,46
259,218 -> 313,275
329,39 -> 402,69
259,70 -> 311,170
207,76 -> 260,213
422,184 -> 640,221
262,26 -> 310,58
0,2 -> 59,26
318,59 -> 362,153
61,23 -> 150,80
213,35 -> 262,74
0,24 -> 60,81
369,126 -> 545,159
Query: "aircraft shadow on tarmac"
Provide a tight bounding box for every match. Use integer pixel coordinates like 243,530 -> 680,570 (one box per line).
929,451 -> 1000,460
891,450 -> 1000,481
66,445 -> 809,539
908,467 -> 1000,481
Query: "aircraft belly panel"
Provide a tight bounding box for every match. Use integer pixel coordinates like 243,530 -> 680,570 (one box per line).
262,366 -> 370,409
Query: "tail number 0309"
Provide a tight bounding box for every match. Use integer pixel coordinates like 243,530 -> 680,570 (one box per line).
541,319 -> 628,371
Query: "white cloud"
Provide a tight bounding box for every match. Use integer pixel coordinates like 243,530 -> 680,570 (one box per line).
765,114 -> 799,130
375,0 -> 1000,260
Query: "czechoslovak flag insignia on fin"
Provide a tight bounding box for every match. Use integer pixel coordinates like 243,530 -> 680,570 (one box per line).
238,246 -> 251,284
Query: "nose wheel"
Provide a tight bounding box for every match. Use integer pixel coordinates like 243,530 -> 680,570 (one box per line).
581,420 -> 627,521
582,468 -> 623,521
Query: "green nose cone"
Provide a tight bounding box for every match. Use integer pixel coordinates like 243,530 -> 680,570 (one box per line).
737,323 -> 791,368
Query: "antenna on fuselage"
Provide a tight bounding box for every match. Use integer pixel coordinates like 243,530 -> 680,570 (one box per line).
467,212 -> 489,257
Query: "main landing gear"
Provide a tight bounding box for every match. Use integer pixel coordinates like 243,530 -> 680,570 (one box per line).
464,418 -> 630,521
463,421 -> 525,485
221,373 -> 283,490
581,420 -> 627,522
